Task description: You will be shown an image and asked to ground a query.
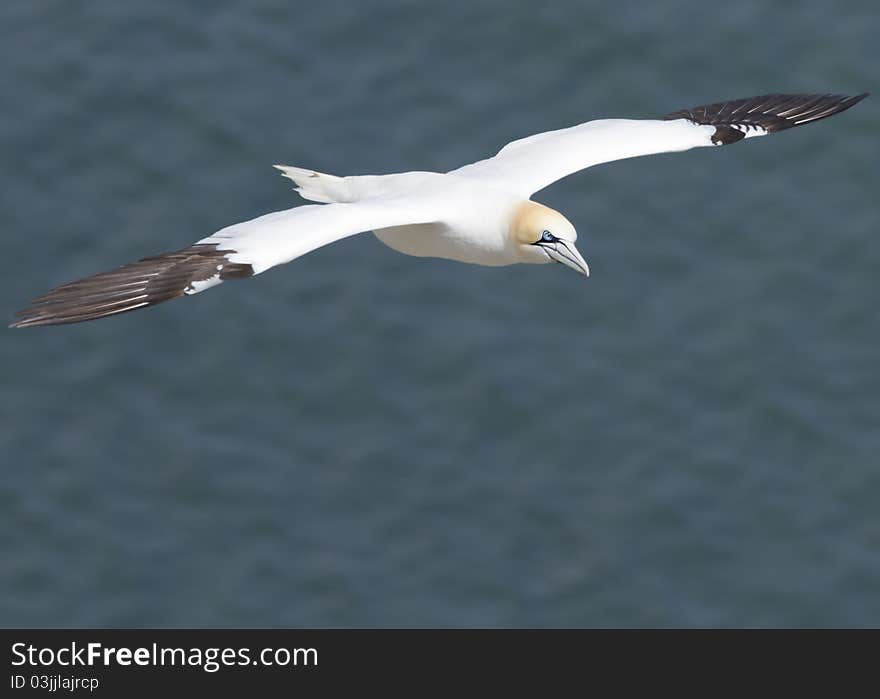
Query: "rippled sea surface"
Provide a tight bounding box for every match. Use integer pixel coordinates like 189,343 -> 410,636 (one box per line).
1,0 -> 877,627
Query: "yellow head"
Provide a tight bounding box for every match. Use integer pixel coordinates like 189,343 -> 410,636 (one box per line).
511,201 -> 589,276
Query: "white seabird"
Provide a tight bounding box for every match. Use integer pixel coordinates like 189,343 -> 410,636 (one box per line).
11,92 -> 867,327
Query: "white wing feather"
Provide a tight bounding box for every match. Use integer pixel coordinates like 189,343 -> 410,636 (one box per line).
451,118 -> 717,197
199,197 -> 438,274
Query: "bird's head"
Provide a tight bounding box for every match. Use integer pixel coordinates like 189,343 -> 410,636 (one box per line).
511,201 -> 589,276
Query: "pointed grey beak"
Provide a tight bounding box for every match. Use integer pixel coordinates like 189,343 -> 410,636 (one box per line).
541,240 -> 590,277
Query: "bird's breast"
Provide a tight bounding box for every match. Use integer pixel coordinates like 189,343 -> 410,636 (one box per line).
373,219 -> 515,267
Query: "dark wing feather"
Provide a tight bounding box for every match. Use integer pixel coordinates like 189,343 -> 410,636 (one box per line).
662,92 -> 868,144
10,243 -> 253,327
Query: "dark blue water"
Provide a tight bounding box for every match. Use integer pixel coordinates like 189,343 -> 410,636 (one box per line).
2,0 -> 877,627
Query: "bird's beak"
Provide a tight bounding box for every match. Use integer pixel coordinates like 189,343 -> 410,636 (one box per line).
542,240 -> 590,277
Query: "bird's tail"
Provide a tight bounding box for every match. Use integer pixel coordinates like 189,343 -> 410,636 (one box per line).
273,164 -> 353,203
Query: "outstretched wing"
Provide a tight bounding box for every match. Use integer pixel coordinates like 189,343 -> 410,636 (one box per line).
451,93 -> 868,197
11,198 -> 437,327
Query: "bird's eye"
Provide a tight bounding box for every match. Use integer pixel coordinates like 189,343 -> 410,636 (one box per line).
541,230 -> 555,242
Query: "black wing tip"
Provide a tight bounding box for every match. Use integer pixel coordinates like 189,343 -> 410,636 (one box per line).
846,92 -> 870,115
663,92 -> 868,143
9,301 -> 151,328
10,243 -> 254,328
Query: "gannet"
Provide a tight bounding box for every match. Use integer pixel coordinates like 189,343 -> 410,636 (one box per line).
11,92 -> 867,327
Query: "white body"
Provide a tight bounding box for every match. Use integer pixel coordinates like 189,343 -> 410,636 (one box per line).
246,119 -> 718,275
272,169 -> 530,265
370,178 -> 526,267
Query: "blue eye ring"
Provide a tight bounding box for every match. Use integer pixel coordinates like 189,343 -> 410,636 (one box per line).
541,230 -> 555,242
